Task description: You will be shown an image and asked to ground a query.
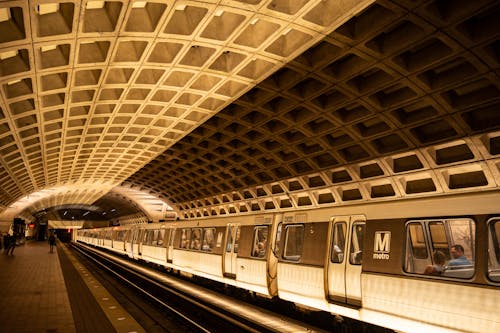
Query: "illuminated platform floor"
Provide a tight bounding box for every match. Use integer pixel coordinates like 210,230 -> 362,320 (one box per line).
0,240 -> 144,333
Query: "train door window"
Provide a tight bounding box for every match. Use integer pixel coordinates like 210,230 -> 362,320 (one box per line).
180,228 -> 191,249
349,223 -> 365,265
226,225 -> 241,253
251,226 -> 269,258
275,223 -> 282,255
234,226 -> 240,253
283,224 -> 304,261
169,229 -> 175,247
202,228 -> 215,252
191,228 -> 202,250
331,222 -> 346,263
488,218 -> 500,282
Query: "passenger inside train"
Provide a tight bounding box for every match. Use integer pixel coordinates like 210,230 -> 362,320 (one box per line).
448,244 -> 472,267
424,250 -> 446,275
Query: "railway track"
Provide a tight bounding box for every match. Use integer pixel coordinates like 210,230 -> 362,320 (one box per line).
69,242 -> 332,333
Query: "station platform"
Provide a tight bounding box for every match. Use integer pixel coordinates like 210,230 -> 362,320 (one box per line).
0,240 -> 145,333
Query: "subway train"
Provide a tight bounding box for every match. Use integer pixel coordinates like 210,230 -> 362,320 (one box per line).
76,191 -> 500,333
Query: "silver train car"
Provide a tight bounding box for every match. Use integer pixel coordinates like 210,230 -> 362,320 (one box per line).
76,191 -> 500,333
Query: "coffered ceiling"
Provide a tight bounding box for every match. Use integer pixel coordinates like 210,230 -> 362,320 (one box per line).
0,0 -> 499,224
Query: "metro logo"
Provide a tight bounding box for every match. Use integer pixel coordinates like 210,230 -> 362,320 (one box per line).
373,231 -> 391,260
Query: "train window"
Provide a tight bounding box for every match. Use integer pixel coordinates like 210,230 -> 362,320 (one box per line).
157,229 -> 165,247
191,230 -> 201,250
132,230 -> 140,243
169,229 -> 175,247
190,228 -> 202,250
180,228 -> 191,249
349,223 -> 365,265
331,222 -> 346,263
216,231 -> 223,248
488,218 -> 500,282
202,228 -> 215,252
147,230 -> 155,245
251,226 -> 268,258
152,230 -> 159,246
448,219 -> 475,262
234,226 -> 240,253
283,224 -> 304,261
405,218 -> 475,279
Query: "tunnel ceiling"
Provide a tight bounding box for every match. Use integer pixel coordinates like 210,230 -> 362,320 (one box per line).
1,0 -> 499,220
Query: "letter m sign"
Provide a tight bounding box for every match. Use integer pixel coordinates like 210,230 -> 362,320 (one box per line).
374,231 -> 391,253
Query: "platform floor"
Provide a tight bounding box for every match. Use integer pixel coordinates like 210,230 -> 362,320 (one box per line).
0,240 -> 145,333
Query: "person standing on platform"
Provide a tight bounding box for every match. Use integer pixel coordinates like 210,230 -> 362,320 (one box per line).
6,233 -> 16,255
49,232 -> 56,253
3,233 -> 9,254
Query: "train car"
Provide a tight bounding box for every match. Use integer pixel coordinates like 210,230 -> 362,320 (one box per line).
75,191 -> 500,333
165,213 -> 278,297
273,191 -> 499,333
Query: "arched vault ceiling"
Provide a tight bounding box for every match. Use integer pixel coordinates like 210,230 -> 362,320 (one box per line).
0,0 -> 499,220
0,0 -> 374,213
124,0 -> 500,218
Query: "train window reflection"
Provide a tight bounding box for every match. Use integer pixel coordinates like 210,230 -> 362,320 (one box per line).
202,228 -> 215,252
488,218 -> 500,282
331,222 -> 346,263
180,228 -> 191,249
190,228 -> 202,250
234,226 -> 240,253
252,226 -> 268,258
283,224 -> 304,261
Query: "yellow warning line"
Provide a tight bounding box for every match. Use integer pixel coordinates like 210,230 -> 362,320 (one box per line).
59,244 -> 146,333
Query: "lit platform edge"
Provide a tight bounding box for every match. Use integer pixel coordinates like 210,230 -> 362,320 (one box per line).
58,242 -> 146,333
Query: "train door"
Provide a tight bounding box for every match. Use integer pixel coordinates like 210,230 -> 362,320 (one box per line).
125,229 -> 134,258
327,215 -> 365,306
223,224 -> 240,278
132,229 -> 142,257
166,228 -> 174,263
